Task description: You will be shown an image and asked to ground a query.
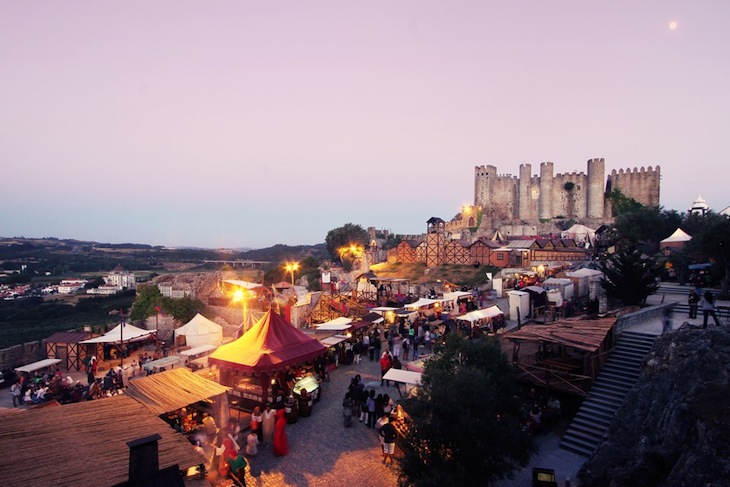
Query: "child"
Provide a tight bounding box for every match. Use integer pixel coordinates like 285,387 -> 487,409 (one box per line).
245,430 -> 259,457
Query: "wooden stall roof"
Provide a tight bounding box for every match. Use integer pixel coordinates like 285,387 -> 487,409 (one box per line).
125,367 -> 230,416
45,331 -> 93,343
505,316 -> 617,352
0,395 -> 205,487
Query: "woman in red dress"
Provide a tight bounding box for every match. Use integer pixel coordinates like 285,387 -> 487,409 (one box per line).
273,408 -> 289,456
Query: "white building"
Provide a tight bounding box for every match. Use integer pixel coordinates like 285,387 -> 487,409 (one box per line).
58,279 -> 87,294
106,264 -> 136,290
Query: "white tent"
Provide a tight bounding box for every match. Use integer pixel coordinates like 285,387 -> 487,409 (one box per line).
320,335 -> 350,347
566,268 -> 604,279
80,323 -> 155,344
404,298 -> 440,310
315,316 -> 353,332
174,313 -> 223,348
456,305 -> 504,323
661,228 -> 692,244
15,358 -> 62,373
562,223 -> 596,246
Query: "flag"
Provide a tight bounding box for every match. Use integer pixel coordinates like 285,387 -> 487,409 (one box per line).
154,305 -> 168,317
120,308 -> 126,327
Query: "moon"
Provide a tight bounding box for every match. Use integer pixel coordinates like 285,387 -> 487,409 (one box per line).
669,21 -> 678,30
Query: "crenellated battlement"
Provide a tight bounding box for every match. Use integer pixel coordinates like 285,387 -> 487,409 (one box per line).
474,158 -> 660,222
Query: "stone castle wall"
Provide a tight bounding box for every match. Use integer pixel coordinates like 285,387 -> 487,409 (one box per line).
474,158 -> 660,223
608,166 -> 661,208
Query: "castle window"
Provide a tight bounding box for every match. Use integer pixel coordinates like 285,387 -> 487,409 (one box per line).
577,185 -> 581,190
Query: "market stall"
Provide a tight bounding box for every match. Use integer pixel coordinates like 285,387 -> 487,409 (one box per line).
456,305 -> 506,333
505,315 -> 617,395
383,368 -> 422,399
142,355 -> 186,374
208,309 -> 327,411
180,343 -> 217,371
14,358 -> 62,374
174,313 -> 223,348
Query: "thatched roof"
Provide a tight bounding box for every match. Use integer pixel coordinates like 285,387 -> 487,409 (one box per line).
125,367 -> 230,416
0,395 -> 205,486
505,316 -> 616,352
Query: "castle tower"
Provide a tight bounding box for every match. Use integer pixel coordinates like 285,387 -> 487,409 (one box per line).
474,165 -> 496,209
518,164 -> 532,221
539,162 -> 554,220
586,158 -> 605,219
425,217 -> 445,268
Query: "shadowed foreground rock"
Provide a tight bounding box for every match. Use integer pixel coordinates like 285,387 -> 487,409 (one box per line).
579,325 -> 730,486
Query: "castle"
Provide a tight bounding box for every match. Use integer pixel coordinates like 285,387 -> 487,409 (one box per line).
473,158 -> 660,224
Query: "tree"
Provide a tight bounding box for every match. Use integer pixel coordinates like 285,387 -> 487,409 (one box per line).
129,284 -> 163,321
685,213 -> 730,297
598,245 -> 660,306
162,296 -> 206,324
398,334 -> 533,487
324,223 -> 369,263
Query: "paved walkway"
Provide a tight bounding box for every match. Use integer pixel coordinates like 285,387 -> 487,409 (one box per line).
236,354 -> 401,487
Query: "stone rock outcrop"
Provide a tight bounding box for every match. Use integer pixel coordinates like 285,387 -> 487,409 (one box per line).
579,325 -> 730,486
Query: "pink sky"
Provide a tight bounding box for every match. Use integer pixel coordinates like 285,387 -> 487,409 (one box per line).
1,2 -> 728,248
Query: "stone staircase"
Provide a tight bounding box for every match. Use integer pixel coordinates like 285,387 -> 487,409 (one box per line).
559,330 -> 658,457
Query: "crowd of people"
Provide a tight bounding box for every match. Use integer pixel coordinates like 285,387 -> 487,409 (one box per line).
8,364 -> 123,406
341,374 -> 399,465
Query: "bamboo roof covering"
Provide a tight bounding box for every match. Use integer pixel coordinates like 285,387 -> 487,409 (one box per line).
0,395 -> 205,486
505,316 -> 617,352
125,367 -> 230,416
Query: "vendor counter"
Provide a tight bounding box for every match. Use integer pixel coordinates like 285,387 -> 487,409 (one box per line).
292,373 -> 321,417
228,376 -> 283,413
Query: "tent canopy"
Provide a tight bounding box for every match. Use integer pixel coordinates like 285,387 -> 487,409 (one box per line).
175,313 -> 223,347
661,228 -> 692,243
208,309 -> 326,376
320,335 -> 349,347
383,368 -> 422,385
180,344 -> 217,357
457,305 -> 504,323
404,298 -> 440,310
125,367 -> 230,416
79,323 -> 155,344
566,268 -> 604,279
315,316 -> 353,331
142,355 -> 186,372
442,291 -> 471,302
15,358 -> 61,373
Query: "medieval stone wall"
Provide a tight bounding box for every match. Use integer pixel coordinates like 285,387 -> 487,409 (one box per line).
474,158 -> 660,223
608,166 -> 661,208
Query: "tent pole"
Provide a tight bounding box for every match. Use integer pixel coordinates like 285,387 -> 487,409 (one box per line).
260,372 -> 269,407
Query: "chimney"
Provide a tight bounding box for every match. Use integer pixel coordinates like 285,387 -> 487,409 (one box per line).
126,433 -> 162,482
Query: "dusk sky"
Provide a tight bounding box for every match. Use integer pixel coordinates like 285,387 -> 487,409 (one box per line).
2,2 -> 728,249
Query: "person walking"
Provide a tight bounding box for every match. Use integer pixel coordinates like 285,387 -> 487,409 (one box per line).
688,287 -> 700,319
261,403 -> 276,447
701,291 -> 721,328
378,417 -> 397,465
366,390 -> 377,428
273,408 -> 289,456
380,352 -> 392,387
11,380 -> 21,407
